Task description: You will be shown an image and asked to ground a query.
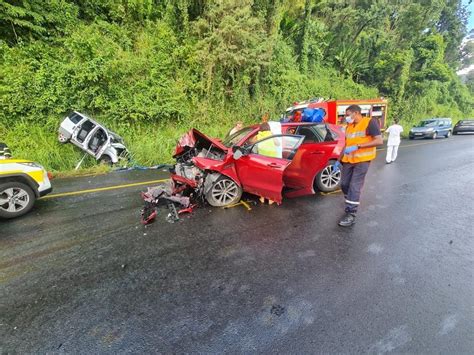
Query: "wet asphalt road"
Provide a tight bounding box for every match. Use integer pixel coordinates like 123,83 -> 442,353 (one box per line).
1,137 -> 474,353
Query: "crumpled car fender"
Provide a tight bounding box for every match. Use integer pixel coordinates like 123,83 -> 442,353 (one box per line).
193,157 -> 241,189
203,172 -> 222,195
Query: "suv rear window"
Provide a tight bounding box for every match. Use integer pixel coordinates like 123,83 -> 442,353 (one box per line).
69,112 -> 83,124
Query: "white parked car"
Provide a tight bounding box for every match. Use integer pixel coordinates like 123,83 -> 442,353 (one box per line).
58,111 -> 129,164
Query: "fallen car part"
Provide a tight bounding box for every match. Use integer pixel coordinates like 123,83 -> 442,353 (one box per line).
178,205 -> 196,215
166,202 -> 179,223
141,201 -> 158,225
140,184 -> 193,225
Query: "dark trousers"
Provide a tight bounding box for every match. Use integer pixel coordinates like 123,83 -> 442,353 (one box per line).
340,162 -> 370,214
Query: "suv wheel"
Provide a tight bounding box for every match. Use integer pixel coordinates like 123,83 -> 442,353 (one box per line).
315,161 -> 341,192
99,155 -> 113,166
58,133 -> 69,143
432,132 -> 438,139
0,182 -> 36,219
205,176 -> 242,207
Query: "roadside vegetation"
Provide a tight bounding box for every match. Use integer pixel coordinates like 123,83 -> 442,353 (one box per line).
1,0 -> 473,171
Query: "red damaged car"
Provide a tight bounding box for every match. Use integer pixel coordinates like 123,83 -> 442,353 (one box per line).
170,122 -> 345,207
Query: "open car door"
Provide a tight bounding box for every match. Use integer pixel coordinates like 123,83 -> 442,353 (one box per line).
234,134 -> 304,203
72,119 -> 96,147
93,128 -> 111,160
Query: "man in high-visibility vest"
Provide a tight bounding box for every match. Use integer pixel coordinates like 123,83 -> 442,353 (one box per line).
333,105 -> 383,227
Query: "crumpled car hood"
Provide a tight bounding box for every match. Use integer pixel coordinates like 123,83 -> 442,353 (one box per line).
173,128 -> 228,157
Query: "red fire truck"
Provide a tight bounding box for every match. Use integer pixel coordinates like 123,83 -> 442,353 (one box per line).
283,98 -> 389,129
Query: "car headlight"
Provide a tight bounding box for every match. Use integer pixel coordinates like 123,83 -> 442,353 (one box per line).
19,162 -> 43,169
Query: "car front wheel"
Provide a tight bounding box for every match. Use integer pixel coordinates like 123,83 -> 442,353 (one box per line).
315,161 -> 341,192
0,182 -> 36,219
205,176 -> 242,207
432,132 -> 438,139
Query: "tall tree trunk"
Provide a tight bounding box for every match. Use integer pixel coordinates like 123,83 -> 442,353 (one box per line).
298,0 -> 311,73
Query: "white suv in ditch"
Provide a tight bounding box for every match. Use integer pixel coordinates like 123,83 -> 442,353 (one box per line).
58,111 -> 129,165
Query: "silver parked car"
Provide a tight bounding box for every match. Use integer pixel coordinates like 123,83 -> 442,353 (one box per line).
58,111 -> 129,164
408,118 -> 452,140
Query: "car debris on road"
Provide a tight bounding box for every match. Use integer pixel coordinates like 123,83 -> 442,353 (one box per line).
140,183 -> 197,225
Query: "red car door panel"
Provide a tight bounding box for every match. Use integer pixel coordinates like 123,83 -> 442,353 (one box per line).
235,155 -> 290,202
284,141 -> 337,190
234,134 -> 304,203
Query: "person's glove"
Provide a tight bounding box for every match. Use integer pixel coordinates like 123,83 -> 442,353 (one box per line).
332,161 -> 341,173
344,145 -> 358,155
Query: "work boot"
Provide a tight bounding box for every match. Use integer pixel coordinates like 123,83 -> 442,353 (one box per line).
338,212 -> 356,227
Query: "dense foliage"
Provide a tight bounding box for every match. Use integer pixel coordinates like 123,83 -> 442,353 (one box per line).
0,0 -> 472,170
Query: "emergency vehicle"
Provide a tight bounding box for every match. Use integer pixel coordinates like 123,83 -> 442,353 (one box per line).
283,98 -> 388,130
0,159 -> 52,218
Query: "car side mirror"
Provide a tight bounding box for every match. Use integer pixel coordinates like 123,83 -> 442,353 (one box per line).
232,145 -> 248,160
233,149 -> 243,160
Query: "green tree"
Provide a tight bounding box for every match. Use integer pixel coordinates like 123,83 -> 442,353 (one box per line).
193,0 -> 270,98
0,0 -> 78,44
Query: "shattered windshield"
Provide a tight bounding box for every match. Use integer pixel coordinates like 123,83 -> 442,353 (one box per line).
222,127 -> 254,147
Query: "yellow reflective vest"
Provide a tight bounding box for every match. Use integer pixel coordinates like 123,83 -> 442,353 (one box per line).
342,117 -> 377,163
256,131 -> 279,158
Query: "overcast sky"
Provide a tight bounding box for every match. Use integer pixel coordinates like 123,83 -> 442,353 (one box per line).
464,0 -> 473,31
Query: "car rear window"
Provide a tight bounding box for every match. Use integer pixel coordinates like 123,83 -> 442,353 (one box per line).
69,112 -> 83,124
313,125 -> 334,141
296,126 -> 320,143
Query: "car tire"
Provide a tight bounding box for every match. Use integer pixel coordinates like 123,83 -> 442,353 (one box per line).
205,175 -> 242,207
445,131 -> 451,138
453,130 -> 458,135
58,133 -> 69,143
432,132 -> 437,139
0,182 -> 36,219
315,160 -> 341,192
409,136 -> 414,140
99,155 -> 113,166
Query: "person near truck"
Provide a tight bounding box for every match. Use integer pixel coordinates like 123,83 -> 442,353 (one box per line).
0,142 -> 12,159
333,105 -> 383,227
385,119 -> 403,164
